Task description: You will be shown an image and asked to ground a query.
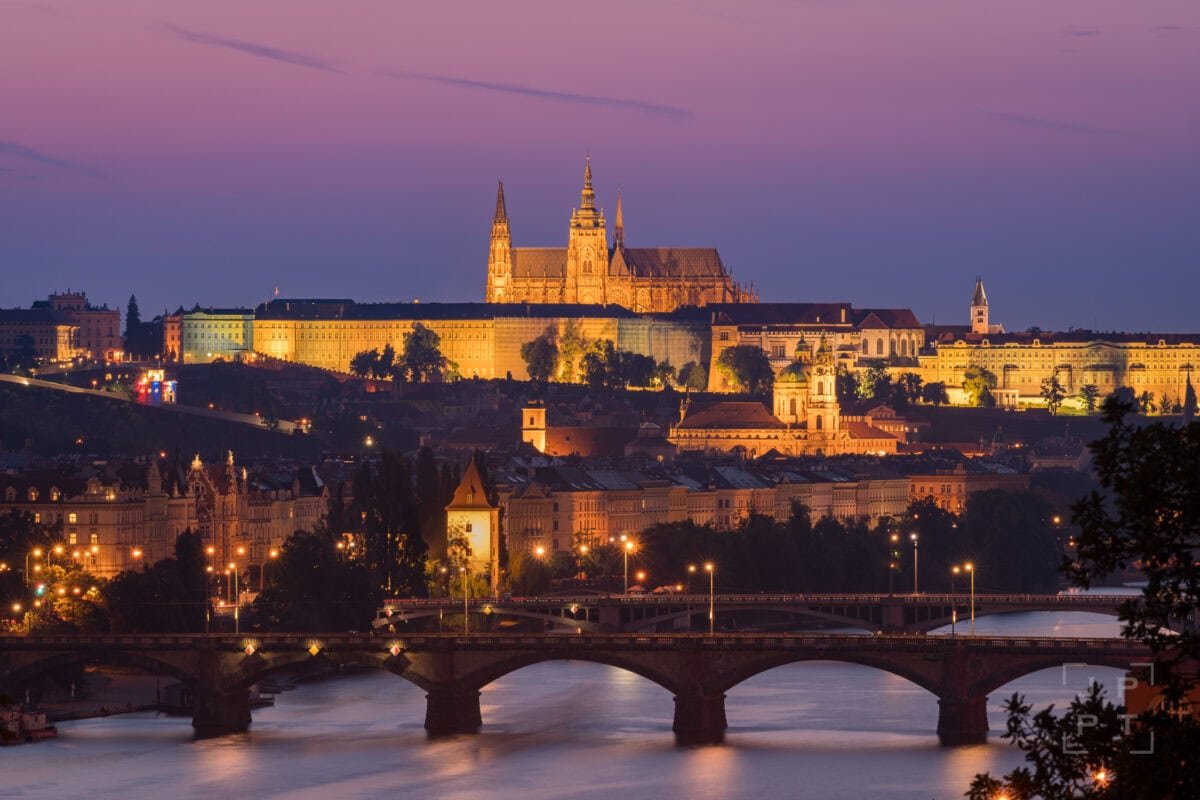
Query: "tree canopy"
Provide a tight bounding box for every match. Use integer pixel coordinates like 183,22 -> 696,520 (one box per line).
716,345 -> 774,394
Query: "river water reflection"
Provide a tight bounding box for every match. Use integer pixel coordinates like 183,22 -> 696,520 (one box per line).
9,611 -> 1128,800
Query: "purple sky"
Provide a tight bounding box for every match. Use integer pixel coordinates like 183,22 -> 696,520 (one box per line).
1,1 -> 1197,331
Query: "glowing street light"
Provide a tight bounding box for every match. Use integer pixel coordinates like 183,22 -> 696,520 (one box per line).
950,565 -> 962,635
910,533 -> 919,594
686,564 -> 698,631
262,547 -> 279,591
965,562 -> 975,634
705,563 -> 716,634
622,539 -> 635,593
888,533 -> 900,596
24,547 -> 43,585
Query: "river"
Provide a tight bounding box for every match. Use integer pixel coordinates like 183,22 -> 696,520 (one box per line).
5,611 -> 1129,800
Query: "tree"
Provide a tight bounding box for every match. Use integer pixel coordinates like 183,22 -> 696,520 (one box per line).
1136,390 -> 1156,415
397,323 -> 449,382
1040,374 -> 1066,415
1078,383 -> 1100,413
677,361 -> 708,390
349,349 -> 377,378
125,295 -> 141,337
896,372 -> 923,404
857,363 -> 892,403
971,396 -> 1200,798
962,366 -> 997,407
520,331 -> 558,383
253,527 -> 378,631
372,343 -> 395,381
716,345 -> 774,394
921,381 -> 949,406
1184,378 -> 1197,423
555,320 -> 587,382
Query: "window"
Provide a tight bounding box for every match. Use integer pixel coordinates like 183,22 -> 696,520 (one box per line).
465,522 -> 473,532
27,488 -> 38,502
90,532 -> 99,544
719,332 -> 729,342
69,532 -> 77,544
68,512 -> 78,524
772,345 -> 786,359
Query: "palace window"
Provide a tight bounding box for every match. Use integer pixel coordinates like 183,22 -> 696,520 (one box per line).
68,512 -> 77,524
465,522 -> 473,532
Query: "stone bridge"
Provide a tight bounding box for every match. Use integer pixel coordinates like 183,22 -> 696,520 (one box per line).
376,592 -> 1131,634
0,632 -> 1149,746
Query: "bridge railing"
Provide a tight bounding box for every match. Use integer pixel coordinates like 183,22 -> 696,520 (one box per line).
0,631 -> 1151,654
376,592 -> 1132,613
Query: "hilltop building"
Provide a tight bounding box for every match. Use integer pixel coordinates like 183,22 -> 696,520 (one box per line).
918,280 -> 1199,408
485,159 -> 756,312
673,336 -> 915,457
705,302 -> 924,391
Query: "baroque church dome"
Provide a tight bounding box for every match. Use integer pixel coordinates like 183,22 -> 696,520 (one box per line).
776,361 -> 809,384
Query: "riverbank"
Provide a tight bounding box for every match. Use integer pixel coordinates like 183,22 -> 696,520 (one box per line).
36,668 -> 164,723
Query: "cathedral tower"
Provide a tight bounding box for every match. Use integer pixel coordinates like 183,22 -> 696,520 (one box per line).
566,157 -> 608,305
806,336 -> 840,436
970,277 -> 989,335
486,181 -> 512,302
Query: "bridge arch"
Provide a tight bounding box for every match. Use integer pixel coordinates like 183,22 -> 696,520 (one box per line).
455,651 -> 681,695
709,652 -> 943,698
968,652 -> 1136,698
0,649 -> 197,690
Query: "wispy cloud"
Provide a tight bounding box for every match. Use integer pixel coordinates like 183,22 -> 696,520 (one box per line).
163,23 -> 345,74
1063,25 -> 1101,38
377,69 -> 693,120
981,110 -> 1118,137
0,140 -> 110,180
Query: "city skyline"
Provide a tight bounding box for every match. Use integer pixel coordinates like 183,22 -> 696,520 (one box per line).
2,1 -> 1198,331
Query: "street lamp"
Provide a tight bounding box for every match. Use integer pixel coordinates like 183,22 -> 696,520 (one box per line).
686,564 -> 697,631
888,533 -> 900,596
705,562 -> 715,634
461,566 -> 470,634
950,565 -> 961,635
964,562 -> 975,635
910,533 -> 919,595
623,540 -> 635,594
263,548 -> 279,591
227,562 -> 240,634
24,547 -> 43,585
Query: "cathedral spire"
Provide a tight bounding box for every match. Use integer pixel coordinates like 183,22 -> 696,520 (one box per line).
614,189 -> 624,249
580,155 -> 596,211
493,181 -> 507,224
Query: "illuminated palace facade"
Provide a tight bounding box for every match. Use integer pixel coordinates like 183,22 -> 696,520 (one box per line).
252,300 -> 709,379
915,281 -> 1200,408
485,159 -> 756,312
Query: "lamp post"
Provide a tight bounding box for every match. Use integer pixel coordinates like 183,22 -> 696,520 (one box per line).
227,562 -> 240,635
686,564 -> 697,632
262,548 -> 279,592
205,565 -> 213,633
965,562 -> 975,634
950,565 -> 961,636
910,533 -> 919,595
461,566 -> 470,634
888,533 -> 899,596
623,539 -> 634,594
24,547 -> 43,585
705,562 -> 715,634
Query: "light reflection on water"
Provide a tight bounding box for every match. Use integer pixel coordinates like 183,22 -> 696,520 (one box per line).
7,612 -> 1127,800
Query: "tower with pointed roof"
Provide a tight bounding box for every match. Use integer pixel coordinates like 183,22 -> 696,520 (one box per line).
485,181 -> 513,303
445,457 -> 501,592
566,156 -> 609,305
971,277 -> 989,335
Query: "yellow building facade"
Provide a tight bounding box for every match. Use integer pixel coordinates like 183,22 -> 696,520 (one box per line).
253,300 -> 708,380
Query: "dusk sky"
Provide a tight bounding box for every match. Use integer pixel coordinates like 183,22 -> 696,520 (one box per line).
1,0 -> 1197,331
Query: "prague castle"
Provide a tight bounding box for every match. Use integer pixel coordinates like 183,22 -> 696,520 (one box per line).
485,158 -> 755,312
